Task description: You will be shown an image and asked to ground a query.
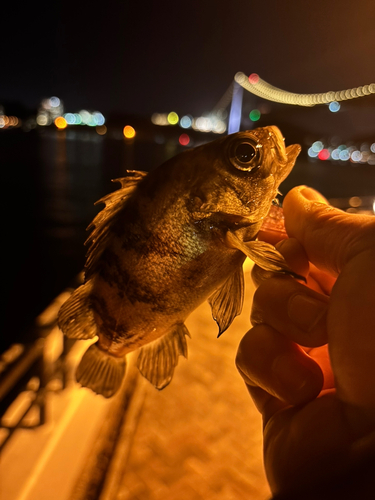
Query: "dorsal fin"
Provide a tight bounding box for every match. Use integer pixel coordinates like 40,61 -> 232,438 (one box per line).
136,324 -> 190,390
85,170 -> 147,275
208,265 -> 244,337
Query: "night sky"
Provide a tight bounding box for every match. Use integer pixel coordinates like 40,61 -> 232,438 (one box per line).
2,0 -> 374,120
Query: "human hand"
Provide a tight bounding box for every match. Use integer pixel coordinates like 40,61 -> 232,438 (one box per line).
236,186 -> 375,495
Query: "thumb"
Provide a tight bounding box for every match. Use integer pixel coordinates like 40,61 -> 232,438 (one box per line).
283,186 -> 375,277
284,186 -> 375,434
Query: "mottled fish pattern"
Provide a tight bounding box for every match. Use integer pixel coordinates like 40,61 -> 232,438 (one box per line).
58,126 -> 301,397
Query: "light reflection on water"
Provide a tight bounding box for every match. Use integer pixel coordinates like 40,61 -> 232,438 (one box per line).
2,128 -> 176,349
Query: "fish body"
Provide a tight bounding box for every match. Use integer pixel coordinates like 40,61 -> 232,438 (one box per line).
58,126 -> 301,397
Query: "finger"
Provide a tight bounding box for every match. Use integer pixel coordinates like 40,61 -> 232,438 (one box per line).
236,325 -> 324,408
251,276 -> 329,347
283,186 -> 375,276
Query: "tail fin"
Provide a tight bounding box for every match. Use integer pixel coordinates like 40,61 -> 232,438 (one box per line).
76,342 -> 126,398
58,280 -> 97,340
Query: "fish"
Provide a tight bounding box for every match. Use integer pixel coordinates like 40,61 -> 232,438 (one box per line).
58,125 -> 301,398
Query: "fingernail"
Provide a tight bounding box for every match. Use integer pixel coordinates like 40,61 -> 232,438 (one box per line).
299,187 -> 328,203
288,294 -> 328,332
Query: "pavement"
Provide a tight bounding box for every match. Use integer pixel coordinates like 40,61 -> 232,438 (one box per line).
114,260 -> 271,500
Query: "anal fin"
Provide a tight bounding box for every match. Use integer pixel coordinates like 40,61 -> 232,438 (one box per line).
137,324 -> 190,390
76,342 -> 126,398
225,231 -> 306,281
58,280 -> 97,340
208,266 -> 244,337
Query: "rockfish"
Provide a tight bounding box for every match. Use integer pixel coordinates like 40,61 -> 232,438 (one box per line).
58,126 -> 301,397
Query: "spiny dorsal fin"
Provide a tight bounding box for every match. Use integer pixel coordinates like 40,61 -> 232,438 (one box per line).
137,324 -> 190,390
225,231 -> 305,281
208,266 -> 244,337
76,342 -> 126,398
57,280 -> 97,340
85,170 -> 147,275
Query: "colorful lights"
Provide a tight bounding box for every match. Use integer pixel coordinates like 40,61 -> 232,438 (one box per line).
178,133 -> 190,146
328,101 -> 340,112
248,73 -> 260,84
123,125 -> 136,139
167,112 -> 179,125
308,140 -> 375,165
151,112 -> 226,134
0,114 -> 20,129
318,148 -> 330,160
235,72 -> 375,107
54,116 -> 68,130
249,109 -> 261,121
180,115 -> 193,129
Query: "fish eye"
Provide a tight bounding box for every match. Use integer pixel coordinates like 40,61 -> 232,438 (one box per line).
230,140 -> 261,172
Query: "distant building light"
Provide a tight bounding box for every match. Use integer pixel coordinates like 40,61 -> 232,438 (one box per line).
179,133 -> 190,146
64,113 -> 76,125
308,147 -> 318,158
37,114 -> 49,126
123,125 -> 136,139
339,149 -> 350,161
50,96 -> 61,108
54,116 -> 68,129
249,109 -> 261,121
93,112 -> 105,126
167,112 -> 179,125
328,101 -> 340,112
318,148 -> 330,160
312,141 -> 324,153
96,125 -> 107,135
180,115 -> 192,129
351,150 -> 362,162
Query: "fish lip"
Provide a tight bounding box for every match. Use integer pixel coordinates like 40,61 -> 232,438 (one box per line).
279,143 -> 301,181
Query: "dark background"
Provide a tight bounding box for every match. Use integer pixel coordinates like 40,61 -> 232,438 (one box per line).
1,0 -> 374,351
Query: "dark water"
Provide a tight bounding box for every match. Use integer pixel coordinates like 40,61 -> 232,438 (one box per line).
1,127 -> 374,351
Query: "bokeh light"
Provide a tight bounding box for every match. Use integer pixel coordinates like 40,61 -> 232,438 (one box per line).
96,125 -> 107,135
179,133 -> 190,146
123,125 -> 136,139
328,101 -> 340,112
248,73 -> 259,84
249,109 -> 261,121
180,115 -> 192,129
54,117 -> 68,129
318,149 -> 330,160
167,112 -> 179,125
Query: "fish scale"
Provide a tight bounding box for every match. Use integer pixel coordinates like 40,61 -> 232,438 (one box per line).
58,126 -> 302,397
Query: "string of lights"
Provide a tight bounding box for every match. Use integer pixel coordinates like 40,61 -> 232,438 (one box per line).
234,72 -> 375,107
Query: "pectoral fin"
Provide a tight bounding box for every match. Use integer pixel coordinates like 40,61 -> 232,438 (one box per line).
225,231 -> 305,281
208,266 -> 244,337
137,324 -> 190,390
57,280 -> 97,340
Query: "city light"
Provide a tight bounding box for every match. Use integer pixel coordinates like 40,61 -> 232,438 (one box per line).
151,112 -> 226,134
308,140 -> 375,165
54,116 -> 68,130
178,133 -> 190,146
123,125 -> 136,139
167,112 -> 179,125
249,109 -> 261,121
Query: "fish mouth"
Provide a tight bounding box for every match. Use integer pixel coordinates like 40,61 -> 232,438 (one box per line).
267,126 -> 301,182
